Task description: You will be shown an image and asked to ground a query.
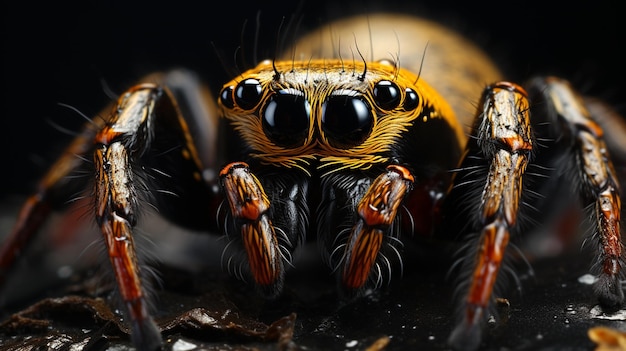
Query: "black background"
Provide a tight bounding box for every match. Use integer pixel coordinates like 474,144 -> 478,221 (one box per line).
2,0 -> 625,198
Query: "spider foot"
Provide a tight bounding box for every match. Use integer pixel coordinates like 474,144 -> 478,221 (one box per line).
129,316 -> 162,351
595,274 -> 625,309
122,298 -> 162,350
447,316 -> 483,351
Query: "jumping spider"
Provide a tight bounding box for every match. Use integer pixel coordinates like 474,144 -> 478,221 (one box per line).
1,12 -> 624,351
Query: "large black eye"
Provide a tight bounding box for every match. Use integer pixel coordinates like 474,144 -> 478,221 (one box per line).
262,89 -> 310,147
373,80 -> 400,110
321,90 -> 374,149
234,78 -> 263,110
403,88 -> 419,111
219,85 -> 235,108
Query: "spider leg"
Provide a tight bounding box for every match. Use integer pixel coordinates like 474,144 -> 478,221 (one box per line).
93,71 -> 227,350
528,77 -> 624,307
447,82 -> 533,350
220,162 -> 285,297
0,121 -> 102,286
318,165 -> 414,297
585,96 -> 626,166
2,70 -> 223,351
93,83 -> 177,350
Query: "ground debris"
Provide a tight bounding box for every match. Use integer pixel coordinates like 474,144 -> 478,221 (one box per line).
588,326 -> 626,351
0,294 -> 298,351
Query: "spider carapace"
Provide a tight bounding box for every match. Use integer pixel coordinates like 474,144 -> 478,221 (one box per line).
1,13 -> 624,351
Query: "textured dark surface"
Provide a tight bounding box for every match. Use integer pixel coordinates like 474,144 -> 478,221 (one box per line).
1,224 -> 625,351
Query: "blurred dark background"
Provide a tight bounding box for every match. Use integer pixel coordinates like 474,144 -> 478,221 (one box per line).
2,0 -> 625,198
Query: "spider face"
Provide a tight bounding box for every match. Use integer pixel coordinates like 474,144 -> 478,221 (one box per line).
214,59 -> 468,298
217,59 -> 460,174
1,12 -> 624,351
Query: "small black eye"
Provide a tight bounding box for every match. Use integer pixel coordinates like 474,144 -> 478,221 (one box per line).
373,80 -> 400,110
219,85 -> 235,109
321,91 -> 374,149
235,78 -> 263,110
262,89 -> 310,147
404,88 -> 419,111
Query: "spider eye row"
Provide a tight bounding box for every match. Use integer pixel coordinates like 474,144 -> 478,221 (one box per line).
220,78 -> 420,149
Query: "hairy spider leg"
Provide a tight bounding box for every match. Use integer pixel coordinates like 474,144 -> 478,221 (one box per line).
340,165 -> 414,294
219,162 -> 285,296
92,84 -> 165,350
446,77 -> 625,351
91,71 -> 228,350
447,82 -> 533,350
1,70 -> 224,351
529,77 -> 624,306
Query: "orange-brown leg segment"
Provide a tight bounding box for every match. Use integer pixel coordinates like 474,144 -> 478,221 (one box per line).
0,195 -> 51,284
92,85 -> 164,351
2,71 -> 218,351
0,111 -> 104,286
448,82 -> 533,350
537,77 -> 623,306
341,165 -> 414,294
219,162 -> 284,297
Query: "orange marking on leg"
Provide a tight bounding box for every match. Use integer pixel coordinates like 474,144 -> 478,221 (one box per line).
95,126 -> 123,145
599,190 -> 622,276
357,166 -> 413,227
220,162 -> 281,288
343,165 -> 413,290
386,164 -> 415,182
0,194 -> 50,278
101,213 -> 143,302
343,226 -> 384,289
466,221 -> 510,316
219,161 -> 249,177
220,163 -> 270,221
242,219 -> 281,286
